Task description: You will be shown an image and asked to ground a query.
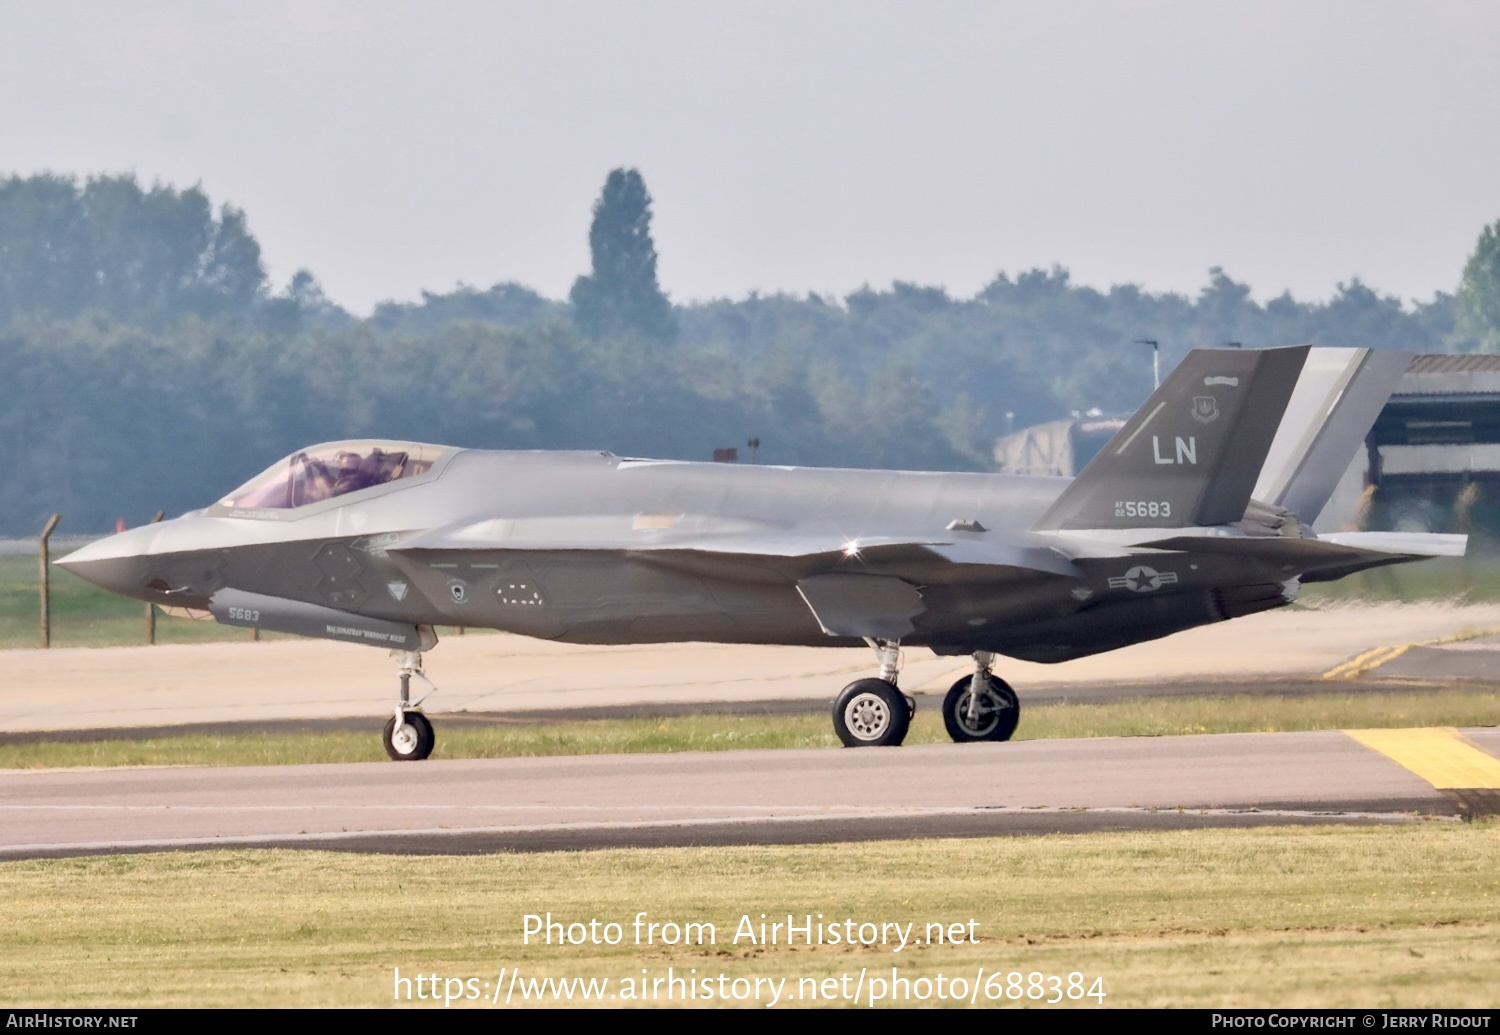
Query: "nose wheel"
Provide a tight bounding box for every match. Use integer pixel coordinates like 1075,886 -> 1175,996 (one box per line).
384,711 -> 435,760
385,650 -> 438,761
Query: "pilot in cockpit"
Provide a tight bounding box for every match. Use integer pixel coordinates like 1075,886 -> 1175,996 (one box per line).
330,448 -> 409,498
221,442 -> 428,511
332,451 -> 368,496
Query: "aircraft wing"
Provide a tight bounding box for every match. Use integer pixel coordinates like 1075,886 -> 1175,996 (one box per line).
390,520 -> 1085,642
391,520 -> 1083,578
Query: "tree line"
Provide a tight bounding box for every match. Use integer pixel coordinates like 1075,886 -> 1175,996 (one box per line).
2,169 -> 1499,534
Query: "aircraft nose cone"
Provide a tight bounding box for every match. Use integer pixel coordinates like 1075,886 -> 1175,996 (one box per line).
55,527 -> 159,601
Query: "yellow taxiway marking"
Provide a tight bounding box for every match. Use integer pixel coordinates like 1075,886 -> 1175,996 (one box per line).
1321,626 -> 1500,681
1345,727 -> 1500,789
1322,644 -> 1411,680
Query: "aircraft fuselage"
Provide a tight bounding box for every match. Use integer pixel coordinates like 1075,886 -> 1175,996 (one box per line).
63,448 -> 1300,663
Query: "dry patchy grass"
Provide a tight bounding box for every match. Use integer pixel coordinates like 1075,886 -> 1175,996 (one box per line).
1,824 -> 1497,1007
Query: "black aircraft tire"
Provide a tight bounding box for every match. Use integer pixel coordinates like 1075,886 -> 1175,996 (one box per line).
833,678 -> 911,748
942,674 -> 1020,743
384,712 -> 436,761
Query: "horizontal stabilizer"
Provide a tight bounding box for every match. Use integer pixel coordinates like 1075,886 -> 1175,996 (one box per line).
1316,532 -> 1468,558
1128,530 -> 1467,583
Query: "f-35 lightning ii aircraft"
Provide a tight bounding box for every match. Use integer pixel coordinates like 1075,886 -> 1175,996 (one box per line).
61,345 -> 1463,760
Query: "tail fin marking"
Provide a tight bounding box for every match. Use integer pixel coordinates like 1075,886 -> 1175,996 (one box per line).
1033,345 -> 1310,531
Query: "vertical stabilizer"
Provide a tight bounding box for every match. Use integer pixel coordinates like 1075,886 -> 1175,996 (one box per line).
1251,347 -> 1411,525
1033,346 -> 1309,531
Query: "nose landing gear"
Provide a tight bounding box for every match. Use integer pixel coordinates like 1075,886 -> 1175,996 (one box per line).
383,650 -> 437,761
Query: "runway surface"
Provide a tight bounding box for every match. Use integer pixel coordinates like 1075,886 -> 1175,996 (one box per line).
4,728 -> 1497,859
5,602 -> 1498,859
7,601 -> 1500,733
0,676 -> 1477,746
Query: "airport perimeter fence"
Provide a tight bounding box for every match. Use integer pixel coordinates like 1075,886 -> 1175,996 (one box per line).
6,507 -> 217,645
13,514 -> 467,650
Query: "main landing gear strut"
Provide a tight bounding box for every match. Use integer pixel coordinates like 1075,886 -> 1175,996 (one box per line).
940,650 -> 1021,743
830,642 -> 1020,748
383,650 -> 437,761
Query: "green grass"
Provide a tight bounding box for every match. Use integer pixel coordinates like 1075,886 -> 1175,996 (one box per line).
1,824 -> 1497,1007
0,553 -> 253,649
4,690 -> 1495,770
0,554 -> 476,649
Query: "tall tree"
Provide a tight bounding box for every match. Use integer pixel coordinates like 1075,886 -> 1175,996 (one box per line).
0,174 -> 92,319
1455,219 -> 1500,352
569,168 -> 677,342
0,173 -> 267,328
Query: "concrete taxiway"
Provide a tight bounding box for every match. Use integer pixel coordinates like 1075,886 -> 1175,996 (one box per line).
7,602 -> 1500,734
3,601 -> 1498,858
3,727 -> 1498,859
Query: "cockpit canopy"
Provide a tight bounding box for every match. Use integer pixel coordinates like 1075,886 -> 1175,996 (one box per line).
218,440 -> 448,510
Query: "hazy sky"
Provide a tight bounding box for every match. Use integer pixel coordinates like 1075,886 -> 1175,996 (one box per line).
3,1 -> 1498,313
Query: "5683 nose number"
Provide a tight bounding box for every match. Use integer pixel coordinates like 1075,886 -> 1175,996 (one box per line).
227,607 -> 261,622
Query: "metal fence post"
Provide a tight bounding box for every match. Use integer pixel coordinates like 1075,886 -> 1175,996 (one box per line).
39,514 -> 61,648
145,511 -> 165,644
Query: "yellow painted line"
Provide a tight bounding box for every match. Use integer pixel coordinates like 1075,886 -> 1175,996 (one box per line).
1320,625 -> 1500,681
1322,644 -> 1410,681
1345,727 -> 1500,789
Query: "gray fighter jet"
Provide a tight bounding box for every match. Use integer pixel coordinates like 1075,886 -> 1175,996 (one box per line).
61,345 -> 1463,760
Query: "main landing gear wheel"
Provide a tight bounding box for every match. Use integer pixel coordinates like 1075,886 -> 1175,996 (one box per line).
833,678 -> 911,747
384,711 -> 435,761
942,673 -> 1020,742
